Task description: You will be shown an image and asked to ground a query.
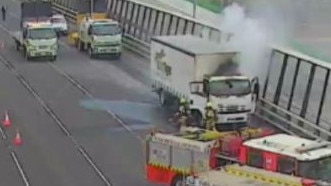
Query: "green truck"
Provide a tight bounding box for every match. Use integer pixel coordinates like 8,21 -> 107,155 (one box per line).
76,17 -> 122,59
12,1 -> 58,62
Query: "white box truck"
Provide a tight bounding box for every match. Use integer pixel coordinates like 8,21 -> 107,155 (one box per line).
150,35 -> 259,131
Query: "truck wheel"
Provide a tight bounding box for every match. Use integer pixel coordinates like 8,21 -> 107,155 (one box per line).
88,46 -> 94,59
170,175 -> 184,186
78,40 -> 84,51
191,110 -> 203,128
115,52 -> 121,59
158,91 -> 168,107
50,56 -> 57,62
15,42 -> 20,51
24,48 -> 31,61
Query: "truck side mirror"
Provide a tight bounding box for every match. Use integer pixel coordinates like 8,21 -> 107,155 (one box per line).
251,77 -> 259,99
189,81 -> 203,95
22,30 -> 27,39
203,79 -> 209,94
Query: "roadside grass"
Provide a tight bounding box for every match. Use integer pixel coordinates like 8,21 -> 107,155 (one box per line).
289,39 -> 331,63
184,0 -> 223,13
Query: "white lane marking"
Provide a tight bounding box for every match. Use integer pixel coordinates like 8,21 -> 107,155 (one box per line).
10,151 -> 30,186
0,1 -> 147,141
49,63 -> 144,141
0,126 -> 7,140
78,147 -> 113,186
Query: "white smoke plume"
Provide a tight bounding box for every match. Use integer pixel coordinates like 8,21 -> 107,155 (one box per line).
218,2 -> 293,79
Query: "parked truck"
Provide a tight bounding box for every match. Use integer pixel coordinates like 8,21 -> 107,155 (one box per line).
76,16 -> 122,59
151,35 -> 259,130
12,1 -> 58,61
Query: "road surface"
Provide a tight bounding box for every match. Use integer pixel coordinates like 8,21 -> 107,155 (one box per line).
0,0 -> 279,185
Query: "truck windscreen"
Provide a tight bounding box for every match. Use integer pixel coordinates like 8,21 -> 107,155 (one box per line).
298,156 -> 331,182
28,28 -> 56,40
91,24 -> 121,36
209,79 -> 251,96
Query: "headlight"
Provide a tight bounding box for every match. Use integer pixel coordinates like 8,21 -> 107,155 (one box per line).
27,45 -> 37,50
51,44 -> 57,50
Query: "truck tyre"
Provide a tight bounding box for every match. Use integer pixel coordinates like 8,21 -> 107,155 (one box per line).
50,56 -> 57,62
24,48 -> 31,61
115,52 -> 121,59
88,46 -> 94,59
191,110 -> 203,128
170,175 -> 184,186
158,91 -> 169,107
78,40 -> 84,51
15,41 -> 20,51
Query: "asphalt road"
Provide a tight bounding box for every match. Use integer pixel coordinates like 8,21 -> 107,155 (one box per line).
0,1 -> 288,186
0,0 -> 172,185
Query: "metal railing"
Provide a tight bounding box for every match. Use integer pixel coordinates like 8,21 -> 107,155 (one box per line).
51,1 -> 331,141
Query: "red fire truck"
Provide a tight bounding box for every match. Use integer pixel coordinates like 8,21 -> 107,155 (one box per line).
145,128 -> 331,185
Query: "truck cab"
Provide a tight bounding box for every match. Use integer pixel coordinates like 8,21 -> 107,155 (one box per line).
239,134 -> 331,183
190,72 -> 259,131
21,22 -> 58,61
77,17 -> 122,58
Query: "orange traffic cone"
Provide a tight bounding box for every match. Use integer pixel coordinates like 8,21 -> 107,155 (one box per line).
13,130 -> 22,146
2,110 -> 11,128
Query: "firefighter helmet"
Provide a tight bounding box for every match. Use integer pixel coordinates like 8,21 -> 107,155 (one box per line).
179,98 -> 186,104
206,102 -> 213,108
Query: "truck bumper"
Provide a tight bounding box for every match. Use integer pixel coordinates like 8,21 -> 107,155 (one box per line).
28,50 -> 57,57
217,112 -> 249,123
91,45 -> 121,55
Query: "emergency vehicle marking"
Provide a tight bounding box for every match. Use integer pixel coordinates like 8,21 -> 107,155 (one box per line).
150,133 -> 216,152
243,134 -> 331,160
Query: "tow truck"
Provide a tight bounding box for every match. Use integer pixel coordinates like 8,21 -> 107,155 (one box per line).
72,16 -> 122,59
12,1 -> 58,61
145,128 -> 331,185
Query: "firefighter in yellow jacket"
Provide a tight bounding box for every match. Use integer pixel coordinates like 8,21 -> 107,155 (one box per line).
204,102 -> 218,130
169,98 -> 190,128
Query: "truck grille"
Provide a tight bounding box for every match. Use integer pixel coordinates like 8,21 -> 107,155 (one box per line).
39,45 -> 48,49
95,42 -> 119,47
218,104 -> 246,112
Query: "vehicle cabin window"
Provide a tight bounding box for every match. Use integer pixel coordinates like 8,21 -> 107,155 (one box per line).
247,149 -> 263,168
277,156 -> 295,175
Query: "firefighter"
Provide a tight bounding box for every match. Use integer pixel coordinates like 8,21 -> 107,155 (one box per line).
1,5 -> 6,21
204,102 -> 218,130
169,98 -> 190,128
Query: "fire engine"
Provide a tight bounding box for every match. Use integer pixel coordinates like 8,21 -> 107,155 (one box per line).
145,127 -> 331,186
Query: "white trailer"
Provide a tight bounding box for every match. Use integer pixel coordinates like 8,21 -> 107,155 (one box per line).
150,35 -> 259,130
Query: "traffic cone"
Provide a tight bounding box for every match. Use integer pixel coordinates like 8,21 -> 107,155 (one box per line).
13,129 -> 22,146
2,110 -> 11,128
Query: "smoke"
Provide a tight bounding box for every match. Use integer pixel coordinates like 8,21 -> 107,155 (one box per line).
218,2 -> 294,79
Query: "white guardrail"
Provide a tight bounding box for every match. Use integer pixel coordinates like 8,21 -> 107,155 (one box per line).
51,2 -> 331,141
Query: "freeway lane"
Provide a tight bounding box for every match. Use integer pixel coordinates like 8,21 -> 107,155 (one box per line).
0,56 -> 106,186
0,30 -> 157,186
0,0 -> 169,185
0,134 -> 24,186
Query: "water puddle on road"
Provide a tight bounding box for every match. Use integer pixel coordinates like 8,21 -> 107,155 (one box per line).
80,99 -> 160,131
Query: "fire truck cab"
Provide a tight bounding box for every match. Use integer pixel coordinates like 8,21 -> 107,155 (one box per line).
239,134 -> 331,183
